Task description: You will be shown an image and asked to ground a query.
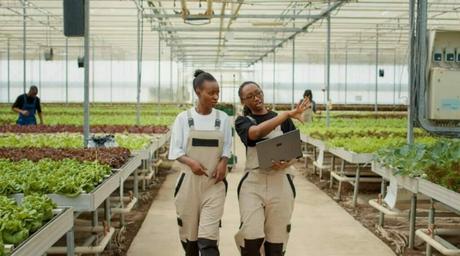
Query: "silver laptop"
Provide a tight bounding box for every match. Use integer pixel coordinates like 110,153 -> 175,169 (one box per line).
256,129 -> 303,169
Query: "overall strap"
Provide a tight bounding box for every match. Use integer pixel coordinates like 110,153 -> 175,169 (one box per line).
246,115 -> 257,125
214,110 -> 221,130
186,110 -> 194,128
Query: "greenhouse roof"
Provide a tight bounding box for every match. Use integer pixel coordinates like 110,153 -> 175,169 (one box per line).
1,0 -> 460,67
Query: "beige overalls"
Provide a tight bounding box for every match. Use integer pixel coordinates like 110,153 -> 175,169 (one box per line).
303,107 -> 314,123
235,116 -> 296,256
174,110 -> 227,256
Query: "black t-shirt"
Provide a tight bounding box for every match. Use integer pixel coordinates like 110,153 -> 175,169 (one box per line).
235,111 -> 296,148
12,94 -> 42,113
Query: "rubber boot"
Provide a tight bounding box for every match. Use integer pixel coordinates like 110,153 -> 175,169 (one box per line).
240,238 -> 264,256
264,242 -> 285,256
181,240 -> 199,256
197,238 -> 219,256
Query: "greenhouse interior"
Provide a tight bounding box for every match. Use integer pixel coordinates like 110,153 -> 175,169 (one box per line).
0,0 -> 460,255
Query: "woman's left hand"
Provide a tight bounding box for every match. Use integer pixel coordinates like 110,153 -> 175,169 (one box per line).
212,159 -> 227,184
271,160 -> 293,170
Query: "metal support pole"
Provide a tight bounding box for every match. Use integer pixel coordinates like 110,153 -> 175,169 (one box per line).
181,62 -> 185,102
326,5 -> 331,128
38,51 -> 41,90
104,200 -> 112,247
352,165 -> 361,207
133,169 -> 139,206
409,193 -> 417,249
238,63 -> 242,90
291,37 -> 295,109
119,181 -> 126,227
191,64 -> 195,105
170,50 -> 173,102
426,199 -> 435,256
83,0 -> 91,147
272,51 -> 276,110
393,50 -> 397,106
7,38 -> 10,103
177,61 -> 180,103
220,72 -> 223,102
110,50 -> 113,104
65,38 -> 69,104
104,199 -> 111,227
91,210 -> 99,256
233,73 -> 236,113
136,8 -> 142,125
256,63 -> 259,84
92,40 -> 95,103
407,0 -> 416,145
378,180 -> 386,226
65,227 -> 75,256
23,0 -> 27,93
344,42 -> 348,105
375,25 -> 379,112
261,59 -> 264,90
157,34 -> 161,116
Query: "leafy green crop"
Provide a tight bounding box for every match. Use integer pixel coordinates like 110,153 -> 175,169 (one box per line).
115,134 -> 153,150
297,118 -> 408,131
376,140 -> 460,192
0,134 -> 153,150
0,103 -> 186,114
326,136 -> 437,153
0,195 -> 56,248
0,112 -> 175,126
305,127 -> 429,141
295,116 -> 438,153
0,159 -> 112,196
0,147 -> 130,169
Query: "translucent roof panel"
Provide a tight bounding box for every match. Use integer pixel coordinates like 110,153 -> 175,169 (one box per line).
1,0 -> 459,67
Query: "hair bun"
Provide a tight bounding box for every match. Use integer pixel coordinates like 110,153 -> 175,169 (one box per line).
194,69 -> 205,78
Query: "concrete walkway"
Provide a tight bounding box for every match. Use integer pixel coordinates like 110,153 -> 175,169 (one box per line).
128,139 -> 395,256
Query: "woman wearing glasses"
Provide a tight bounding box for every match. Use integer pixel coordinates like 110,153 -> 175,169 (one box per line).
234,81 -> 310,256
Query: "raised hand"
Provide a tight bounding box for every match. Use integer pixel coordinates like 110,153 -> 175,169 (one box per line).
288,98 -> 311,123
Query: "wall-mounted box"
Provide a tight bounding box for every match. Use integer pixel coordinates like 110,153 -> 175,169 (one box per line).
428,68 -> 460,120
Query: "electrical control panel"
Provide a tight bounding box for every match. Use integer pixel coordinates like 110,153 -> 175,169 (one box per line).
427,30 -> 460,120
428,68 -> 460,120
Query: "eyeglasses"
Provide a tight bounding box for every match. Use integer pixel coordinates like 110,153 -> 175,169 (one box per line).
242,90 -> 263,101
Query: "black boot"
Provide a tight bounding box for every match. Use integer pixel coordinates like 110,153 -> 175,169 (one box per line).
197,238 -> 220,256
181,240 -> 199,256
240,238 -> 264,256
264,242 -> 285,256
